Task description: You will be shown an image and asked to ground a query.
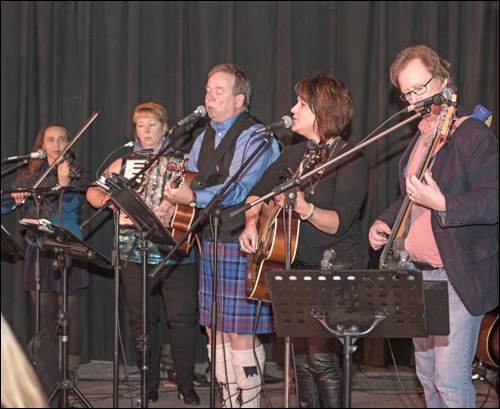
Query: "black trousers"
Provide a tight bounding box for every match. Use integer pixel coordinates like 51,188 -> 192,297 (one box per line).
120,260 -> 199,391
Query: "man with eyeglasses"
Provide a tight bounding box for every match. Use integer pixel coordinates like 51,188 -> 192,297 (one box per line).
369,44 -> 498,408
399,74 -> 434,102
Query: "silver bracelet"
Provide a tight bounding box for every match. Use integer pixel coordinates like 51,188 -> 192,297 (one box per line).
300,203 -> 316,221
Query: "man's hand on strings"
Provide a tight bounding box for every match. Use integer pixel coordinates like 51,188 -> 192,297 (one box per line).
368,220 -> 391,250
164,181 -> 194,205
239,224 -> 258,253
406,170 -> 446,211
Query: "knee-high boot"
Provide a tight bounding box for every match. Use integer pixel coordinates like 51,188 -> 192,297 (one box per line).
294,354 -> 321,408
209,343 -> 239,408
309,353 -> 342,408
232,345 -> 265,408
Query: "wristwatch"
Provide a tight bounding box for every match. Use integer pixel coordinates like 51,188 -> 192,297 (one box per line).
189,191 -> 197,208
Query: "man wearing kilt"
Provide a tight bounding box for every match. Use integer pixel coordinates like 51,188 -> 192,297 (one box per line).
164,63 -> 281,408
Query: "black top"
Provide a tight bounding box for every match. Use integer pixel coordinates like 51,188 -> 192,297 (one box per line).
249,139 -> 368,268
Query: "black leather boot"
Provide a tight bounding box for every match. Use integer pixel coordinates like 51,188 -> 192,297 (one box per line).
295,354 -> 321,408
309,352 -> 342,408
317,379 -> 342,407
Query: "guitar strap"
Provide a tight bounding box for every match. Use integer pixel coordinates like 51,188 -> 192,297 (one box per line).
190,112 -> 258,191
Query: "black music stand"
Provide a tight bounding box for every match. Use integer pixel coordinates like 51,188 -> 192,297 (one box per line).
97,173 -> 177,408
19,219 -> 111,408
1,224 -> 24,261
266,268 -> 449,408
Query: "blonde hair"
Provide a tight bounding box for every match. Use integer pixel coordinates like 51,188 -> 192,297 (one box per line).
1,314 -> 47,408
132,101 -> 170,131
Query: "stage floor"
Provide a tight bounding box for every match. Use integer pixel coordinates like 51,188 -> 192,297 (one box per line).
49,360 -> 498,408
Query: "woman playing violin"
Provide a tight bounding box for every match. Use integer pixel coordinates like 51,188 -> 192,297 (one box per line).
1,123 -> 90,379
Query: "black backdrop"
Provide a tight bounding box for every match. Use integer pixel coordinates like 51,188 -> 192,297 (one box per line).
1,1 -> 498,362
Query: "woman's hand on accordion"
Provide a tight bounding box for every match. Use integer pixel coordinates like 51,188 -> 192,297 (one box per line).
155,198 -> 176,227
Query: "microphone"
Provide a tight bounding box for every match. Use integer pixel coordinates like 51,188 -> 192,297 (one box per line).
175,105 -> 207,128
251,115 -> 293,136
403,87 -> 453,113
2,149 -> 46,163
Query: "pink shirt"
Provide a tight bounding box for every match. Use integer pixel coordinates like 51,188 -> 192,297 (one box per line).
404,118 -> 444,267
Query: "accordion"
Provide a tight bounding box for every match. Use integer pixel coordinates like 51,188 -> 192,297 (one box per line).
119,152 -> 184,227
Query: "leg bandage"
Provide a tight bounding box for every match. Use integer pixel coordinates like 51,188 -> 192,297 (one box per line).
232,345 -> 266,408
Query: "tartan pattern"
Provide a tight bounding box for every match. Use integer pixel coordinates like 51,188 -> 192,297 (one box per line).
199,240 -> 274,334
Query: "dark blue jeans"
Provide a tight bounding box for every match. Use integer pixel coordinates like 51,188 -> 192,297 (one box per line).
120,260 -> 199,391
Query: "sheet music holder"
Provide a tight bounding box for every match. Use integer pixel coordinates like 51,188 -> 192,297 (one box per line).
97,173 -> 176,246
266,268 -> 449,408
1,224 -> 24,259
267,268 -> 449,337
19,219 -> 110,268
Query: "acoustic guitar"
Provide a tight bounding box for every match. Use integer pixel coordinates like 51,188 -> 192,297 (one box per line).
476,308 -> 499,368
245,146 -> 322,301
379,95 -> 457,269
168,158 -> 197,253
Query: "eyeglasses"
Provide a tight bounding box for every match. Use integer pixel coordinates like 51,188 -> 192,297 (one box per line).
399,75 -> 434,102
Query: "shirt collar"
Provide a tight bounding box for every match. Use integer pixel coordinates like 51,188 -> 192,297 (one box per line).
209,108 -> 248,133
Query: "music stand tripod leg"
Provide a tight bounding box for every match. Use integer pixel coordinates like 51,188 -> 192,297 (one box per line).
47,251 -> 93,408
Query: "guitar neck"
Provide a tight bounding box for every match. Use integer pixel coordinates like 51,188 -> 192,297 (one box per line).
379,97 -> 457,270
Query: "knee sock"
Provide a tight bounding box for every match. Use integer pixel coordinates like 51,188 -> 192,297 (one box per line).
232,345 -> 265,408
208,343 -> 239,408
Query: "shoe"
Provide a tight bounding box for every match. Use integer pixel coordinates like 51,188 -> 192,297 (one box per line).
178,387 -> 200,405
148,390 -> 159,402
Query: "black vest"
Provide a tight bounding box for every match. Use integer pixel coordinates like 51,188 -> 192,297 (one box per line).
195,112 -> 259,243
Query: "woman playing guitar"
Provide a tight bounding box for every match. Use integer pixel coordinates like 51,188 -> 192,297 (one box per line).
240,73 -> 369,408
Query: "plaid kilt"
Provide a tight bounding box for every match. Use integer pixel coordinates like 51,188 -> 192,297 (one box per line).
199,240 -> 274,334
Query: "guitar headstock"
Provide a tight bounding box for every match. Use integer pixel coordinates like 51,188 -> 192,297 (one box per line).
168,158 -> 188,189
300,141 -> 323,174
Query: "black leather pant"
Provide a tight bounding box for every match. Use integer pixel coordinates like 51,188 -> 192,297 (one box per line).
294,335 -> 343,407
291,259 -> 351,407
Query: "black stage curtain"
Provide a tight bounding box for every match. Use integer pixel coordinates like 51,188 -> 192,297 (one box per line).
1,1 -> 498,362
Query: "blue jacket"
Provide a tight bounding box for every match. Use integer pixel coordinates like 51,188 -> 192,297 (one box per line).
377,116 -> 499,316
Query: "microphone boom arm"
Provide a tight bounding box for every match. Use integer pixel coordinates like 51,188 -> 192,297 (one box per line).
231,110 -> 426,217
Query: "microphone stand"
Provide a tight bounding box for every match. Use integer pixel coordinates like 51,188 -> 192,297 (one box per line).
1,159 -> 28,177
230,110 -> 427,218
111,208 -> 120,408
283,190 -> 297,408
148,132 -> 277,408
